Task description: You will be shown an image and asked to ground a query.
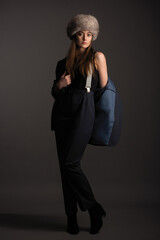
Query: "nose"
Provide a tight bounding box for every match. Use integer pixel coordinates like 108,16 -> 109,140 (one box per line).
83,34 -> 87,40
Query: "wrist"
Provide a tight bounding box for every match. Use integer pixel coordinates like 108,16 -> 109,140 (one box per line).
56,80 -> 63,90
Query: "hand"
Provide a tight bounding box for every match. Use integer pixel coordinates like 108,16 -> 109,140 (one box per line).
57,71 -> 72,89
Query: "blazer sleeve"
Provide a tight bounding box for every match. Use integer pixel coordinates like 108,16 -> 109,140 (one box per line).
51,60 -> 66,100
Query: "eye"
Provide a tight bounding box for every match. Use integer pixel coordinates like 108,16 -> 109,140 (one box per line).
87,33 -> 92,37
77,32 -> 83,36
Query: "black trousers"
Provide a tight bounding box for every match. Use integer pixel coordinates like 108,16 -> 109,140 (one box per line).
54,88 -> 97,215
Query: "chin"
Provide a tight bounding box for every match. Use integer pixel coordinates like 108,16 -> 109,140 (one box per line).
81,45 -> 89,48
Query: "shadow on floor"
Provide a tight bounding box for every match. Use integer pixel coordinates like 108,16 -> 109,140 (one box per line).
0,213 -> 66,232
0,213 -> 89,232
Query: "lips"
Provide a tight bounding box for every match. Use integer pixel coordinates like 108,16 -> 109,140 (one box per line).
82,42 -> 87,44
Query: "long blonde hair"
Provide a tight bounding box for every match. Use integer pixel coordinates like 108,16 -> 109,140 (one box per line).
65,36 -> 96,80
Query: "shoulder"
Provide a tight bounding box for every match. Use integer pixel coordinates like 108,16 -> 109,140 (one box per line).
94,51 -> 107,70
56,57 -> 67,70
60,57 -> 67,62
94,51 -> 107,63
57,57 -> 67,66
55,57 -> 67,77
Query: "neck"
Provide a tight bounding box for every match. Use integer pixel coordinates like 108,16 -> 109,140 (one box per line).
77,47 -> 86,56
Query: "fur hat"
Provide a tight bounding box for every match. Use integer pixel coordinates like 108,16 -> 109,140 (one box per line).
67,14 -> 99,41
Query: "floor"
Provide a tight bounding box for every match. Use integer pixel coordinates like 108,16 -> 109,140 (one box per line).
0,188 -> 159,240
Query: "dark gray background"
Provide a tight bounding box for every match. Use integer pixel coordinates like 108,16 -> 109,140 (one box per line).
0,0 -> 160,239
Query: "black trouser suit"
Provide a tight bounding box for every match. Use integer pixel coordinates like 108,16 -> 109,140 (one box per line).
51,58 -> 100,215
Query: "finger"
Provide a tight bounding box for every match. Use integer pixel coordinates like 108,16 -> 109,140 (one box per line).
67,79 -> 71,84
61,71 -> 67,77
66,74 -> 71,78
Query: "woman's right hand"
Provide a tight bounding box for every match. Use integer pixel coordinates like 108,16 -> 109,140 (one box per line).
56,71 -> 72,89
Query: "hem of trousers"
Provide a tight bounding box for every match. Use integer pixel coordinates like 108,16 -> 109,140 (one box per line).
65,200 -> 97,216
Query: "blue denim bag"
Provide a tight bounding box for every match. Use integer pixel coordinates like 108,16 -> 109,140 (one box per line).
88,76 -> 123,146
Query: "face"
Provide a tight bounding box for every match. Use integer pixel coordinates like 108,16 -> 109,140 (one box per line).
75,30 -> 93,49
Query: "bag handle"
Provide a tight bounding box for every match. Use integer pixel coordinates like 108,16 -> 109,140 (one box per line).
85,63 -> 92,92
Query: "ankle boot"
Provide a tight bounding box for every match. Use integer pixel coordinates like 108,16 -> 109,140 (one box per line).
67,214 -> 79,234
88,202 -> 106,234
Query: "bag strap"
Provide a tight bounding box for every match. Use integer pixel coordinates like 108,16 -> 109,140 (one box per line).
85,63 -> 92,92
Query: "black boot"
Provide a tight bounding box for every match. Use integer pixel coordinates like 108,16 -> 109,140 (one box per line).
67,214 -> 79,234
88,202 -> 106,234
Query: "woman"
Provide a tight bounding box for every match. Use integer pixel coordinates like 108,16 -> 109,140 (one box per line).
51,14 -> 108,234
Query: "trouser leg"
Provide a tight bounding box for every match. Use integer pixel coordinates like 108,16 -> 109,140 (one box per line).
55,127 -> 97,215
55,93 -> 97,215
55,126 -> 78,215
60,160 -> 97,212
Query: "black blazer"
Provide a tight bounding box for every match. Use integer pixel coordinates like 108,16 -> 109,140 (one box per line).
51,58 -> 69,131
51,58 -> 68,100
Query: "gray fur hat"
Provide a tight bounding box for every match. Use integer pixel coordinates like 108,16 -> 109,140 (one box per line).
67,14 -> 99,41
